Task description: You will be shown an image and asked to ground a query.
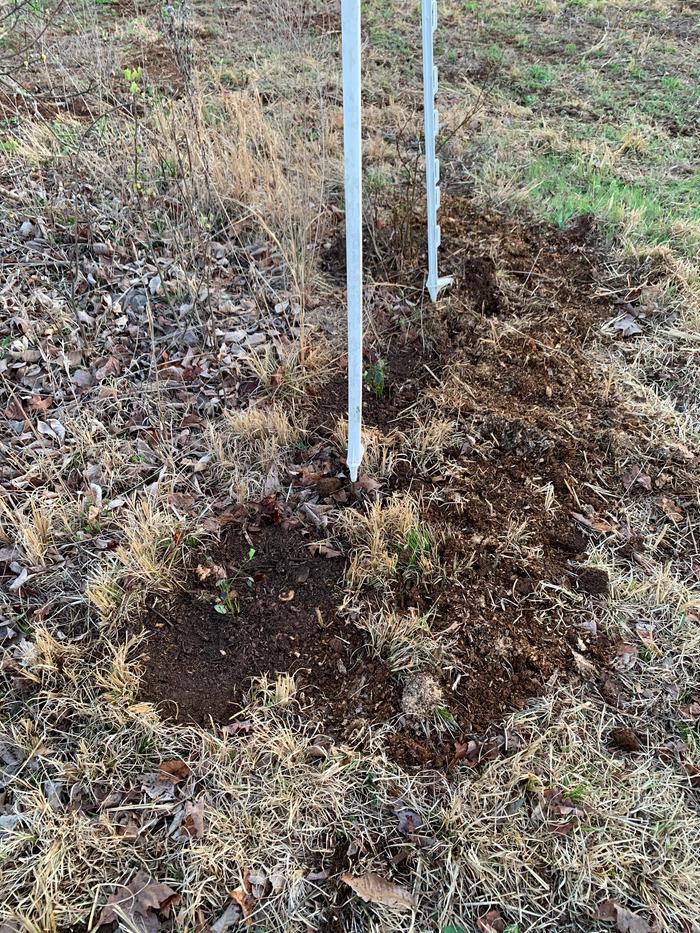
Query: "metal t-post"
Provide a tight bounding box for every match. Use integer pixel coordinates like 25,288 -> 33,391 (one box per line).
341,0 -> 364,481
421,0 -> 452,303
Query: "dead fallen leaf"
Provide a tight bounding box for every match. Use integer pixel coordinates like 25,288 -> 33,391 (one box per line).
299,501 -> 330,529
660,497 -> 684,523
98,869 -> 180,930
594,899 -> 651,933
263,465 -> 282,497
340,872 -> 417,911
8,567 -> 28,592
611,727 -> 642,752
680,703 -> 700,722
95,356 -> 121,382
571,511 -> 617,534
230,869 -> 257,927
157,759 -> 190,785
168,492 -> 198,516
541,786 -> 585,819
308,542 -> 342,559
476,909 -> 506,933
28,395 -> 53,413
622,465 -> 652,492
71,368 -> 94,389
613,313 -> 643,337
221,719 -> 253,737
614,641 -> 639,671
594,900 -> 618,923
211,902 -> 242,933
354,474 -> 381,495
395,805 -> 423,836
180,799 -> 204,839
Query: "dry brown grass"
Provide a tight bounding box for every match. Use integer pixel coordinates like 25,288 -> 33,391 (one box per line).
337,493 -> 438,592
1,0 -> 699,931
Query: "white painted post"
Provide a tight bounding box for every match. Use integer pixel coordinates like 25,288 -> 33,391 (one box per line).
341,0 -> 364,481
421,0 -> 452,302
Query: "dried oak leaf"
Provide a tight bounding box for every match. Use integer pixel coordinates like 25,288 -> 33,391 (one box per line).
98,869 -> 180,931
157,759 -> 190,785
340,872 -> 417,910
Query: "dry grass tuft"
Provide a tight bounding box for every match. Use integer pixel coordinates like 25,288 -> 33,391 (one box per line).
206,403 -> 304,501
86,498 -> 187,625
337,494 -> 437,592
359,604 -> 449,675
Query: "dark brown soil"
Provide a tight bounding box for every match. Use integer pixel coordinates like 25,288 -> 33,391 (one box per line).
140,519 -> 399,730
139,196 -> 634,767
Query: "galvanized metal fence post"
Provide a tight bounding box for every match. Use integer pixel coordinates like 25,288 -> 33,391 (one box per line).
341,0 -> 364,481
421,0 -> 452,302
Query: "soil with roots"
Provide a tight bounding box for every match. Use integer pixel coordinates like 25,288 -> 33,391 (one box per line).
139,197 -> 632,767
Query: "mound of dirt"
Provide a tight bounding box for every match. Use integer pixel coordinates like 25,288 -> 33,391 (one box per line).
139,197 -> 629,766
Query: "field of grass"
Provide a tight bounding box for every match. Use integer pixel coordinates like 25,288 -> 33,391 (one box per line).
1,1 -> 699,931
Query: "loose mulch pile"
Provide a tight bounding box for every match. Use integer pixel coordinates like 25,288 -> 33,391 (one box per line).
139,197 -> 641,765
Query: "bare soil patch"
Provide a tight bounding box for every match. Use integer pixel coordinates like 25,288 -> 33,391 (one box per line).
139,198 -> 633,765
140,517 -> 399,730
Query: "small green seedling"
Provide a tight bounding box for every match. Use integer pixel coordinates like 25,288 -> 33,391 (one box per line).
123,66 -> 142,95
363,358 -> 386,398
214,547 -> 256,616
